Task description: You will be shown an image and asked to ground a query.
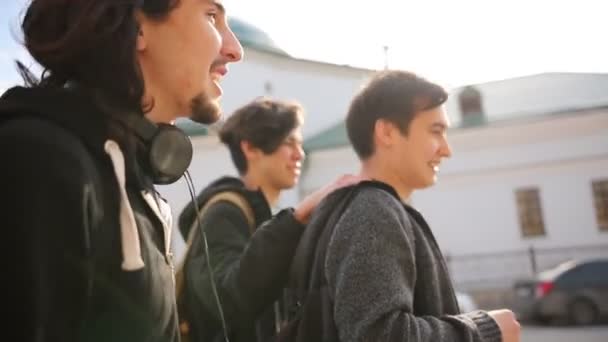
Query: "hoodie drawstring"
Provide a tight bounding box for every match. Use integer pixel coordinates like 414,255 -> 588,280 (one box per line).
104,140 -> 145,271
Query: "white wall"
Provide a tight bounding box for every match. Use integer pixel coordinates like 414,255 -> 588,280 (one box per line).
300,110 -> 608,256
419,109 -> 608,250
219,48 -> 374,138
445,73 -> 608,125
299,145 -> 358,197
415,156 -> 608,255
414,154 -> 608,289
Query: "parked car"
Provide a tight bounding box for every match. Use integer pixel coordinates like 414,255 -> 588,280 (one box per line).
512,258 -> 608,325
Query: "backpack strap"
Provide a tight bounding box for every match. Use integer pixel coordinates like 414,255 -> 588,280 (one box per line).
305,186 -> 359,294
277,186 -> 361,342
279,182 -> 401,341
175,191 -> 255,301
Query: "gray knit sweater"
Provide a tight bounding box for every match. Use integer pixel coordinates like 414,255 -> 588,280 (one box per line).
324,184 -> 502,342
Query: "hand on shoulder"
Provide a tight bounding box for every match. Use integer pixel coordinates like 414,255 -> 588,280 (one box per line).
293,174 -> 368,224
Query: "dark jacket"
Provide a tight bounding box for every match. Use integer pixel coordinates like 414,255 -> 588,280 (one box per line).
287,181 -> 501,342
178,176 -> 306,342
1,86 -> 180,342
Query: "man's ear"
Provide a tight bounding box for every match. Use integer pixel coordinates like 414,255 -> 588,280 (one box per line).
135,12 -> 148,52
373,119 -> 396,149
240,140 -> 261,162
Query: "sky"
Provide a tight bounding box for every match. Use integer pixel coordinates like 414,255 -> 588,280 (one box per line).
1,0 -> 607,91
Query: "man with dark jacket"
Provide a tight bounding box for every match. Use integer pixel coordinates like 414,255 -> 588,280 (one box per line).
177,98 -> 362,342
1,1 -> 242,341
284,71 -> 521,342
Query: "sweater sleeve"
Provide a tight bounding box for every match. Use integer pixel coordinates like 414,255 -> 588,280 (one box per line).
190,202 -> 305,323
325,189 -> 501,342
1,119 -> 96,342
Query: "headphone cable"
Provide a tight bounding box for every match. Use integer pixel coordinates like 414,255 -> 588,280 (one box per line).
183,170 -> 230,342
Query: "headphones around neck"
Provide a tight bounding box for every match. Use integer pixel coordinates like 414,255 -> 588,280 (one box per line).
111,113 -> 193,185
81,85 -> 193,185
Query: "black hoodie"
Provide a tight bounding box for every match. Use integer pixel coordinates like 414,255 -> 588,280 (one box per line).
0,86 -> 180,342
177,176 -> 306,342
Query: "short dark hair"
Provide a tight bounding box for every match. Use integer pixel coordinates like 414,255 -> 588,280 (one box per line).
346,70 -> 448,159
219,98 -> 304,174
16,0 -> 180,113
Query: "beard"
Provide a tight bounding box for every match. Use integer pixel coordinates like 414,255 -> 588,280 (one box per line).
189,92 -> 221,124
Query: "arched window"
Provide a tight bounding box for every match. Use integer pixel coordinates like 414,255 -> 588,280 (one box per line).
458,86 -> 484,119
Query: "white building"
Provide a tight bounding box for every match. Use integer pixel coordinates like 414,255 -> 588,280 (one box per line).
301,72 -> 608,289
157,18 -> 608,288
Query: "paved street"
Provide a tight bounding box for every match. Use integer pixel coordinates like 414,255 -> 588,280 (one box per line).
522,324 -> 608,342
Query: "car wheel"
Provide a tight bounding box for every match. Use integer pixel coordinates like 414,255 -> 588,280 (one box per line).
569,298 -> 598,326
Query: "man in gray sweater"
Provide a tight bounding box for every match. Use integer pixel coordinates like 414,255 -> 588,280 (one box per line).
285,70 -> 521,342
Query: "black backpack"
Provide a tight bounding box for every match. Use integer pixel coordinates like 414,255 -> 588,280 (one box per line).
277,185 -> 362,342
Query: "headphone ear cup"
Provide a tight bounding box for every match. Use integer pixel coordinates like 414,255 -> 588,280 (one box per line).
148,124 -> 193,184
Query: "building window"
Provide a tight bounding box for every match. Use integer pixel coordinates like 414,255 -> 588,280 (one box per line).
592,179 -> 608,231
515,187 -> 546,237
264,81 -> 273,95
458,86 -> 483,117
458,85 -> 486,127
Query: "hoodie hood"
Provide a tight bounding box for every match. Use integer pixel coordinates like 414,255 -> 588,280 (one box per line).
0,86 -> 164,271
178,176 -> 272,239
0,86 -> 110,157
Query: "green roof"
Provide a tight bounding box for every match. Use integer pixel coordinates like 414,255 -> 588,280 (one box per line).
228,17 -> 289,56
175,119 -> 209,137
303,105 -> 608,152
303,121 -> 348,152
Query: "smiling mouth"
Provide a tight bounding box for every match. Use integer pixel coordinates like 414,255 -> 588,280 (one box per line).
289,166 -> 301,175
211,65 -> 227,78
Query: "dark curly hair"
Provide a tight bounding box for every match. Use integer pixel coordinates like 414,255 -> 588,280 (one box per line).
16,0 -> 180,113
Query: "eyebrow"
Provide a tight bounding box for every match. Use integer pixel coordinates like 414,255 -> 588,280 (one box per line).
431,122 -> 448,130
285,135 -> 303,144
